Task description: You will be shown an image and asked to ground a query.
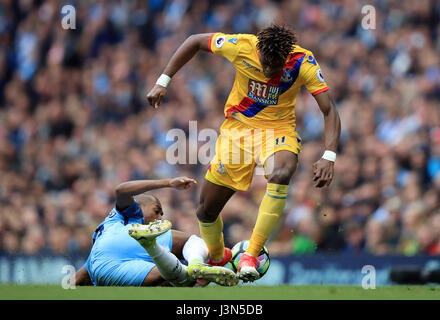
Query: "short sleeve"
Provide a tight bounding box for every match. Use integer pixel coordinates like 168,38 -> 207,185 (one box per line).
117,200 -> 144,219
91,200 -> 144,243
208,32 -> 241,62
300,52 -> 329,96
83,256 -> 96,286
102,200 -> 144,226
83,255 -> 91,273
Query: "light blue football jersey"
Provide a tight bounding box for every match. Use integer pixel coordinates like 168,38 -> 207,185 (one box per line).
83,201 -> 173,286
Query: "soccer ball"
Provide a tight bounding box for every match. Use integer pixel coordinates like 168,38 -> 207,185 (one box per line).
227,240 -> 270,278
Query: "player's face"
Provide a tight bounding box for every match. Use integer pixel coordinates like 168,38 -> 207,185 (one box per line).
259,53 -> 285,78
142,200 -> 164,224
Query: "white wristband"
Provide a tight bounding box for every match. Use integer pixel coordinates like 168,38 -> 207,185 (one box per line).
156,74 -> 171,88
322,150 -> 336,162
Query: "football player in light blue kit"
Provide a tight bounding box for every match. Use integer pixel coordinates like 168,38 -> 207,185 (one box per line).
73,177 -> 238,287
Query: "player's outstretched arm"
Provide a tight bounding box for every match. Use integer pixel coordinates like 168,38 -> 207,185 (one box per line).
115,177 -> 197,210
72,266 -> 93,286
146,33 -> 213,108
312,91 -> 341,188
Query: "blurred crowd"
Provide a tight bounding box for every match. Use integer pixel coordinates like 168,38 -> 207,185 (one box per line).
0,0 -> 439,257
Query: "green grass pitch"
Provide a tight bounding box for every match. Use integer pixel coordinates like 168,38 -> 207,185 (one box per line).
0,284 -> 439,300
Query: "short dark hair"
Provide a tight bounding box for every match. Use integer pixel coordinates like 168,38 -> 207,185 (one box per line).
134,193 -> 159,206
257,24 -> 297,66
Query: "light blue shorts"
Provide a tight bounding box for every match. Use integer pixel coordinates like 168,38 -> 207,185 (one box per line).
86,229 -> 173,286
95,259 -> 156,287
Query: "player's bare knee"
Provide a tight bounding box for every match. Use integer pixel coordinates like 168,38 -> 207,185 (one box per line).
267,167 -> 294,185
196,202 -> 218,223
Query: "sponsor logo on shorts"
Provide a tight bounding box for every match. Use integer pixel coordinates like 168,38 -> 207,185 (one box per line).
248,79 -> 280,105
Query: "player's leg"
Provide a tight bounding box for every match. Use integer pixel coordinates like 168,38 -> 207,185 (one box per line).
92,256 -> 166,287
141,233 -> 224,286
170,229 -> 191,260
239,150 -> 299,281
129,220 -> 195,286
248,150 -> 298,255
175,230 -> 238,286
141,267 -> 169,286
196,118 -> 257,265
130,222 -> 238,286
139,234 -> 187,286
170,229 -> 208,264
195,177 -> 235,263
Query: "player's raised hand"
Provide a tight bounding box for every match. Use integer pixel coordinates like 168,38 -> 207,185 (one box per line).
169,177 -> 197,190
146,84 -> 167,108
312,159 -> 334,188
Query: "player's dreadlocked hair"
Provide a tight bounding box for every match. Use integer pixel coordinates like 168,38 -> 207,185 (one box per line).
257,24 -> 297,65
